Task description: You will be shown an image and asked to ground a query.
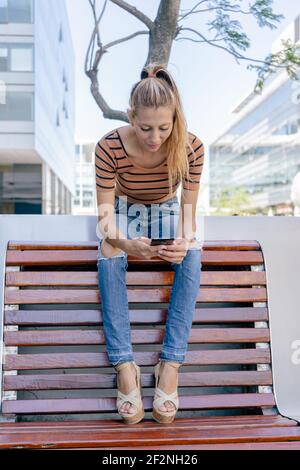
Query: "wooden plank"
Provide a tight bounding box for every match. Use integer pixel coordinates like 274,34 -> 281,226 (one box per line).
7,240 -> 261,251
5,271 -> 266,287
4,328 -> 270,346
0,414 -> 295,429
1,393 -> 275,415
129,251 -> 264,265
6,416 -> 300,450
91,442 -> 300,450
4,349 -> 271,371
4,307 -> 269,326
0,414 -> 295,430
4,287 -> 267,305
5,250 -> 264,266
4,370 -> 273,391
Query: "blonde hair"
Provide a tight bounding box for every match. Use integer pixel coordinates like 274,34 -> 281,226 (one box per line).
129,63 -> 195,196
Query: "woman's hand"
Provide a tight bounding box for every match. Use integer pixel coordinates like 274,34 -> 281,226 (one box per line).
157,238 -> 191,264
125,237 -> 163,260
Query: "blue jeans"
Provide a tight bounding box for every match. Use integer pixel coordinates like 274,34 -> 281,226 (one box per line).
96,195 -> 202,366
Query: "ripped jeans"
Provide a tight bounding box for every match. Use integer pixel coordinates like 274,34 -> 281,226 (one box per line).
96,195 -> 202,366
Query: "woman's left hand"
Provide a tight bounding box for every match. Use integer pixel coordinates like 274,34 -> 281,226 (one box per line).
157,238 -> 190,264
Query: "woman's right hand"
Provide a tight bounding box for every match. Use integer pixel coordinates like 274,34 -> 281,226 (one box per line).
126,237 -> 163,260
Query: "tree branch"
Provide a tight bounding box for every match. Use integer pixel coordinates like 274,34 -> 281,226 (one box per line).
109,0 -> 154,29
104,30 -> 149,50
178,0 -> 284,30
175,27 -> 300,92
85,0 -> 108,73
178,0 -> 210,22
85,1 -> 153,122
175,27 -> 295,68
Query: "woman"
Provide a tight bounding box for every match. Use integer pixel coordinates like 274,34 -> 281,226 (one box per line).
95,64 -> 205,425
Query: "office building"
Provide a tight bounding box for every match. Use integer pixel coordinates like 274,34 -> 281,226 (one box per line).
0,0 -> 75,214
209,14 -> 300,216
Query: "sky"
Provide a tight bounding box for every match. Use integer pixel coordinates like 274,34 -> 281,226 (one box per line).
65,0 -> 300,148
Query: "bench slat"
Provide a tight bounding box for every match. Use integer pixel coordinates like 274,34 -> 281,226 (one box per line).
90,442 -> 300,450
0,414 -> 295,429
1,393 -> 276,415
4,349 -> 271,371
4,371 -> 273,391
8,416 -> 300,450
4,287 -> 267,304
4,328 -> 270,346
5,271 -> 266,287
4,307 -> 269,326
7,240 -> 261,251
0,414 -> 294,429
6,250 -> 264,266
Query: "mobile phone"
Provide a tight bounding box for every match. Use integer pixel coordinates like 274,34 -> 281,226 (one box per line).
150,238 -> 175,246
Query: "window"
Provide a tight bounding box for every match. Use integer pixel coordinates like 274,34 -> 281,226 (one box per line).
0,0 -> 33,24
11,44 -> 33,71
0,43 -> 34,72
0,46 -> 8,71
0,0 -> 8,23
0,163 -> 42,214
0,91 -> 33,120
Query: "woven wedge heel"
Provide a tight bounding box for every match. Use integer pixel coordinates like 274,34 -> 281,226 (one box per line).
152,360 -> 181,424
114,361 -> 145,425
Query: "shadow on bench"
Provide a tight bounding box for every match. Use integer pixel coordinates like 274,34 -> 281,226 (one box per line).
0,240 -> 299,449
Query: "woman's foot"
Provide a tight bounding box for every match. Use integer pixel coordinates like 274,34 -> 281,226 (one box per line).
156,361 -> 179,412
117,362 -> 138,414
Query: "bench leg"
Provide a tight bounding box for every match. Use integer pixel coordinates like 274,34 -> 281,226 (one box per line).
160,248 -> 202,363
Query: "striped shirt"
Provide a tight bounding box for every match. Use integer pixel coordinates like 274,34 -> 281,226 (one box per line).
95,127 -> 205,204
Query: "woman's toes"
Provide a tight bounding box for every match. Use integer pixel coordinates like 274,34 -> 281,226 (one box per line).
159,404 -> 167,412
121,402 -> 137,414
160,401 -> 175,412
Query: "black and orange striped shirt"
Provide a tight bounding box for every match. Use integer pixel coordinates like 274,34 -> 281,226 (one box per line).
95,127 -> 205,204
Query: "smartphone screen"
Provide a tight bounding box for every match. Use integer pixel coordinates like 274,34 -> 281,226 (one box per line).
150,238 -> 175,246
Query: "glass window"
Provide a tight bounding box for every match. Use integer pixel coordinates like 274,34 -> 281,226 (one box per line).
11,44 -> 33,71
0,46 -> 8,71
0,0 -> 32,24
0,91 -> 34,120
0,163 -> 42,214
0,0 -> 8,24
8,0 -> 32,23
0,43 -> 33,72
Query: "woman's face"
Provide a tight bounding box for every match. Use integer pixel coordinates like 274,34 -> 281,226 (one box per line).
129,106 -> 174,153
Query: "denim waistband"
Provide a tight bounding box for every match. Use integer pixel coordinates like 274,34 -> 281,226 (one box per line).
115,195 -> 179,207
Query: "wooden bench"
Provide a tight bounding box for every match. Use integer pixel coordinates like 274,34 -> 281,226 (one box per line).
0,240 -> 299,450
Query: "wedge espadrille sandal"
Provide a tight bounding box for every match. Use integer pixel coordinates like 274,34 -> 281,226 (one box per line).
114,361 -> 145,425
152,360 -> 181,424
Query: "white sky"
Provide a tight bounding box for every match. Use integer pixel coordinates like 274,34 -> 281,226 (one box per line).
65,0 -> 299,147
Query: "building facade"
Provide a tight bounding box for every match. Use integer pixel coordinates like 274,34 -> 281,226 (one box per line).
72,142 -> 97,215
209,14 -> 300,216
0,0 -> 75,214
